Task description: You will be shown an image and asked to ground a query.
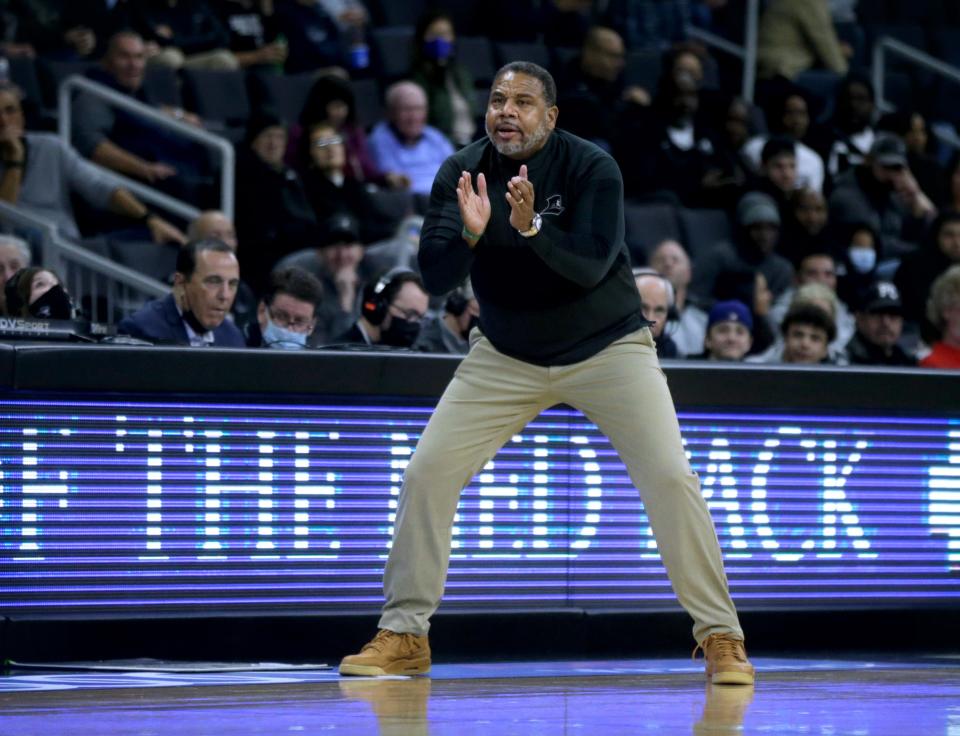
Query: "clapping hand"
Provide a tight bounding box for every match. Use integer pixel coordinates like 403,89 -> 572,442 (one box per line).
506,164 -> 535,231
457,170 -> 490,246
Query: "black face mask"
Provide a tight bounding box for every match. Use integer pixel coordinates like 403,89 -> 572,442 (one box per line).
381,316 -> 421,347
29,284 -> 73,319
466,314 -> 480,336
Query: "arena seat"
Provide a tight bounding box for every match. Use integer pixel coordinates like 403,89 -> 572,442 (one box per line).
677,207 -> 732,262
623,201 -> 681,265
350,77 -> 384,129
493,42 -> 552,74
180,68 -> 250,143
457,36 -> 496,88
247,71 -> 317,124
370,26 -> 414,83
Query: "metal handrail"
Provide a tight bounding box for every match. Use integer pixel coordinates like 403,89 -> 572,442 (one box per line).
872,36 -> 960,112
684,0 -> 760,102
0,201 -> 168,320
57,75 -> 235,220
872,36 -> 960,151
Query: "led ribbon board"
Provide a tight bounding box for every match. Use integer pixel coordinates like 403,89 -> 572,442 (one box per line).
1,396 -> 958,618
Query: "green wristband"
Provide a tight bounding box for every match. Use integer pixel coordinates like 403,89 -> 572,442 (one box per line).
461,225 -> 484,241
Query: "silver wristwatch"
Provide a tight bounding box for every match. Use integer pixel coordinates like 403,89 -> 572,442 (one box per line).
518,213 -> 542,238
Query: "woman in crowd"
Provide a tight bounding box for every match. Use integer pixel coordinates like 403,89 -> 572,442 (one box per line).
408,9 -> 477,147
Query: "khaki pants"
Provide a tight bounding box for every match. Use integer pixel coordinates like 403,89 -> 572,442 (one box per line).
379,327 -> 743,644
149,48 -> 239,71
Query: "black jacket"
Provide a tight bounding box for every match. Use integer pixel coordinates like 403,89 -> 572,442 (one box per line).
418,129 -> 647,365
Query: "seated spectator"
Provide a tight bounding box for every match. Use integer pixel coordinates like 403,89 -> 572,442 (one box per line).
362,214 -> 423,276
118,238 -> 245,347
188,209 -> 237,249
616,67 -> 718,206
844,281 -> 916,367
318,0 -> 368,50
648,239 -> 707,357
744,84 -> 824,192
72,31 -> 213,205
877,111 -> 945,208
410,9 -> 477,148
4,265 -> 74,319
274,0 -> 346,74
781,302 -> 837,364
334,267 -> 428,348
687,300 -> 754,361
541,0 -> 593,47
0,81 -> 185,246
755,136 -> 798,213
834,220 -> 882,311
274,212 -> 372,342
368,82 -> 454,196
210,0 -> 288,69
690,191 -> 794,304
769,250 -> 854,351
828,134 -> 936,261
301,121 -> 370,235
556,25 -> 649,152
714,264 -> 776,356
943,153 -> 960,215
129,0 -> 237,70
752,302 -> 836,364
756,0 -> 848,81
895,211 -> 960,332
790,281 -> 847,361
292,74 -> 401,187
0,234 -> 30,314
188,209 -> 257,330
0,0 -> 125,59
815,73 -> 877,178
779,187 -> 829,266
920,265 -> 960,369
234,111 -> 318,295
601,0 -> 690,51
634,268 -> 679,358
699,95 -> 753,210
246,266 -> 323,349
414,280 -> 479,354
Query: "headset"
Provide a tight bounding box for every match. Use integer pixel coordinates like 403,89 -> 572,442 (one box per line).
361,267 -> 418,326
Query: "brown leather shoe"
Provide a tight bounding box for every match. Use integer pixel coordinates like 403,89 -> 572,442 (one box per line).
339,629 -> 431,676
696,633 -> 755,685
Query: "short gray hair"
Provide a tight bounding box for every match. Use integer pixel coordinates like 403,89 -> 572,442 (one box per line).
926,264 -> 960,332
0,234 -> 31,264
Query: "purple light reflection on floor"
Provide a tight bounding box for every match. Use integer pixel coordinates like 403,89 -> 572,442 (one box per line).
1,657 -> 958,735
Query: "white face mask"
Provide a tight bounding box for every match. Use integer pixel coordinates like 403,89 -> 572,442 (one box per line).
848,246 -> 877,274
262,317 -> 308,350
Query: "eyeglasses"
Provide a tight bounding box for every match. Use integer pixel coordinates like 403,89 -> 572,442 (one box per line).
268,307 -> 314,332
389,305 -> 425,324
312,136 -> 344,148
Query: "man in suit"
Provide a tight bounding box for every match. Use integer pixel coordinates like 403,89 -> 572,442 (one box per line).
118,239 -> 245,346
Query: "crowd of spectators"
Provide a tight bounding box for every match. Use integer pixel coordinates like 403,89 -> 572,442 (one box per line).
0,0 -> 957,369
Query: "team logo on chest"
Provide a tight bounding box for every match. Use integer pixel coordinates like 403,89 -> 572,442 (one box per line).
539,194 -> 565,217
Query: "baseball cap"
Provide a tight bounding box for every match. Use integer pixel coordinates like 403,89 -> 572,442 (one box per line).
707,299 -> 754,331
869,134 -> 908,168
322,212 -> 360,246
737,191 -> 780,227
858,281 -> 903,314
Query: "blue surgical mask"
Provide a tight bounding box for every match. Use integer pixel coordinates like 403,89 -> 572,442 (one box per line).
848,246 -> 877,274
423,37 -> 454,62
262,317 -> 307,350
